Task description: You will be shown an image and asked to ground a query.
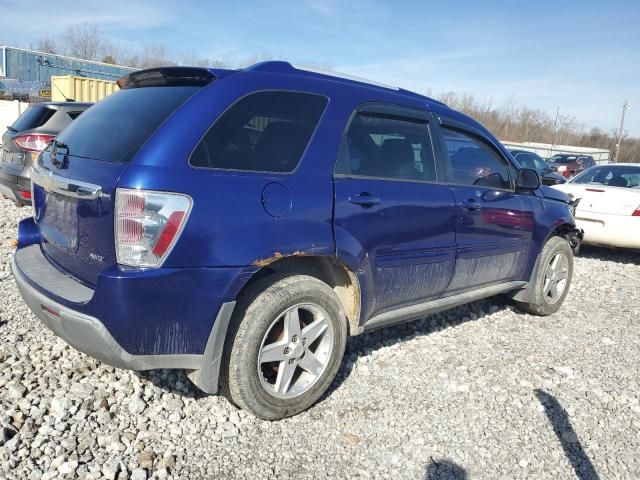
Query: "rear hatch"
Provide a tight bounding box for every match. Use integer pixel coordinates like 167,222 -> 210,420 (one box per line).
1,105 -> 57,176
31,69 -> 214,286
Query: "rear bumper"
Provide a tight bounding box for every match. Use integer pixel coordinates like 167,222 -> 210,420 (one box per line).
576,213 -> 640,249
12,254 -> 202,370
10,243 -> 249,379
0,167 -> 32,206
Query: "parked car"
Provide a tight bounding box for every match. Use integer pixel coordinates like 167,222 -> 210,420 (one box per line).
552,163 -> 640,249
11,64 -> 582,419
509,149 -> 566,185
0,102 -> 92,206
547,153 -> 596,179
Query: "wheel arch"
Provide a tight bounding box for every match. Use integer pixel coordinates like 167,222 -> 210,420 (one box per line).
234,255 -> 362,336
511,221 -> 579,303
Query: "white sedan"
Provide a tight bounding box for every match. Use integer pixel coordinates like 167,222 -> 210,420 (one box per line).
553,163 -> 640,249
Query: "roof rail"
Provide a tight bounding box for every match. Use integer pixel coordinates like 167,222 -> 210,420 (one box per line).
242,60 -> 451,106
246,61 -> 297,74
246,60 -> 400,91
293,64 -> 400,91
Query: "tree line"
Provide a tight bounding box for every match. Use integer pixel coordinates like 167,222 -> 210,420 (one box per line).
435,92 -> 638,162
33,23 -> 638,162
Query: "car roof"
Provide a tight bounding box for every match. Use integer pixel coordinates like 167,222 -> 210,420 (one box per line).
121,62 -> 447,108
119,63 -> 498,146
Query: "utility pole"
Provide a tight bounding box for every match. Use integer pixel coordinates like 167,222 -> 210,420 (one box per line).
550,106 -> 560,158
614,101 -> 630,162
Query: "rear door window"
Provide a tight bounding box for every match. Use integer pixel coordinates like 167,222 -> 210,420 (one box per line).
442,127 -> 512,190
335,112 -> 437,182
55,86 -> 200,163
190,91 -> 328,173
11,106 -> 56,131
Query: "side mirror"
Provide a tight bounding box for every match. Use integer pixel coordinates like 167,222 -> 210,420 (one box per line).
516,168 -> 540,192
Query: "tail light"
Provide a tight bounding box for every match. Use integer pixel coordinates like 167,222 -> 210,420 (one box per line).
557,166 -> 567,172
633,206 -> 640,217
13,134 -> 55,152
115,188 -> 192,268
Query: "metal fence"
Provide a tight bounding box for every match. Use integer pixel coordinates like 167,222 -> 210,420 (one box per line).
1,46 -> 136,83
501,140 -> 610,163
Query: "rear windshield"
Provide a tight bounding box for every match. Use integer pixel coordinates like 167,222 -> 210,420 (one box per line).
11,106 -> 56,131
55,86 -> 200,163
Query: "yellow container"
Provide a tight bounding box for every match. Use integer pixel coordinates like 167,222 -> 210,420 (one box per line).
51,75 -> 119,103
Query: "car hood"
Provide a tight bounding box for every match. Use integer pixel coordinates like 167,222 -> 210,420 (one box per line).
540,185 -> 571,203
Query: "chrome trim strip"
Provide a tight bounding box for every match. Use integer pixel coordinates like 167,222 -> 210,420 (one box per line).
31,164 -> 102,200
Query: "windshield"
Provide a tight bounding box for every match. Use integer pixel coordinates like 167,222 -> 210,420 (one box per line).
571,165 -> 640,188
513,152 -> 549,172
548,155 -> 577,164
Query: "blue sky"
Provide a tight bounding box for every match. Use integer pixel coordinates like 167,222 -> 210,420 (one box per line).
1,0 -> 639,136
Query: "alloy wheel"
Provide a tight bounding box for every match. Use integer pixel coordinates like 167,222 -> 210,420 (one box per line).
257,303 -> 334,399
543,252 -> 569,304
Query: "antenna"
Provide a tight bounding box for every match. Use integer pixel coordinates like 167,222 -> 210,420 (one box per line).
50,78 -> 74,102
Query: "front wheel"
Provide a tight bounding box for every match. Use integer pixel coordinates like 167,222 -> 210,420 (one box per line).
516,236 -> 574,316
222,274 -> 347,420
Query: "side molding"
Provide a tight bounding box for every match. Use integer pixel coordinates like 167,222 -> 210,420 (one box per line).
186,301 -> 237,394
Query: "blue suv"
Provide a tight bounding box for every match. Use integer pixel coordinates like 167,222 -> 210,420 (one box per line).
11,63 -> 582,419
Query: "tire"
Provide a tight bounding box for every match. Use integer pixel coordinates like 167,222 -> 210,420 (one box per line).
221,274 -> 347,420
516,236 -> 574,316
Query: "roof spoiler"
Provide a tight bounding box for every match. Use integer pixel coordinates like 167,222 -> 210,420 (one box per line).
116,67 -> 216,89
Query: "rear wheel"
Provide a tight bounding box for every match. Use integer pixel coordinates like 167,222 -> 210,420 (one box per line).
222,274 -> 347,420
516,236 -> 574,316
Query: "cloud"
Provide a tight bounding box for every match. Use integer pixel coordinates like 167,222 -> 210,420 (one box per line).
0,0 -> 172,41
308,0 -> 339,16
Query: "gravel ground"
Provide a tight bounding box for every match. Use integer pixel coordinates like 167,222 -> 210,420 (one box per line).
1,197 -> 639,480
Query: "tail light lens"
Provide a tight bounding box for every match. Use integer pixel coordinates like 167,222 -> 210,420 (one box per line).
557,165 -> 567,172
115,188 -> 192,268
13,134 -> 55,152
633,206 -> 640,217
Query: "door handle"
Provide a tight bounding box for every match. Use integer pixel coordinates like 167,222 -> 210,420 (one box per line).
348,192 -> 381,207
461,199 -> 481,211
